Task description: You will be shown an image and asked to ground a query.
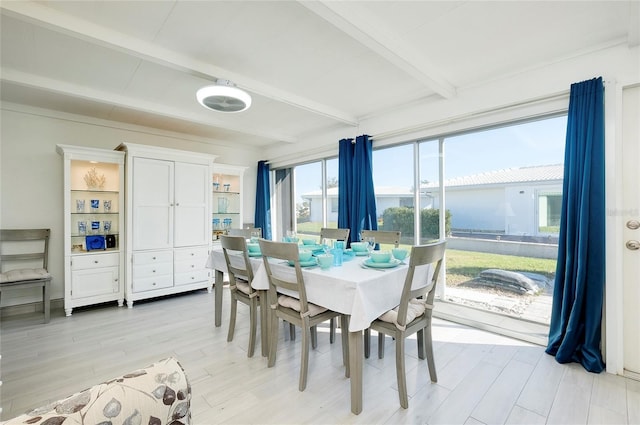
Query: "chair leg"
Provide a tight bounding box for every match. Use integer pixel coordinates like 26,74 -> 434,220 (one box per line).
311,325 -> 318,349
290,322 -> 296,340
43,281 -> 50,324
395,331 -> 408,409
424,325 -> 438,382
227,292 -> 238,342
268,313 -> 279,368
300,317 -> 311,391
417,328 -> 426,360
247,298 -> 258,358
364,328 -> 371,358
378,331 -> 385,359
329,318 -> 336,343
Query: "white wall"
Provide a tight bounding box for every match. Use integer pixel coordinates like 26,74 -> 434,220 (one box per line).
0,105 -> 262,307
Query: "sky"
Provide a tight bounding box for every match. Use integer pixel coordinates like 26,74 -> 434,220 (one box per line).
294,115 -> 567,202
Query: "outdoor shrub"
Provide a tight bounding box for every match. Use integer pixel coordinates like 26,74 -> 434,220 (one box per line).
381,207 -> 451,238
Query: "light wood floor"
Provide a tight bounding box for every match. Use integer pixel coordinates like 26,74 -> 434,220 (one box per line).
1,288 -> 639,424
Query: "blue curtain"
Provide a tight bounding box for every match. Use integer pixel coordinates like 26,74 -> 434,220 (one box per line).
254,160 -> 272,240
337,135 -> 377,245
545,77 -> 605,373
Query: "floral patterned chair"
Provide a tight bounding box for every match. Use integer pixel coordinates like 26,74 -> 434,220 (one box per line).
4,357 -> 191,424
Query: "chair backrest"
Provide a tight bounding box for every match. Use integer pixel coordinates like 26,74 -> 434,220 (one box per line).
396,241 -> 446,328
320,227 -> 350,241
0,229 -> 51,272
360,230 -> 401,248
220,235 -> 255,290
258,239 -> 311,314
227,227 -> 262,239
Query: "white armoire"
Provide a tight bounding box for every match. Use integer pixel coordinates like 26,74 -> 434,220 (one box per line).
117,143 -> 217,307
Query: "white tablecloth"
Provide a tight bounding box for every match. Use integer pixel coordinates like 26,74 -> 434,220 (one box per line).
251,256 -> 417,332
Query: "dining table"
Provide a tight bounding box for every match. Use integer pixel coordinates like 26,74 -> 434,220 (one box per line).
206,245 -> 412,415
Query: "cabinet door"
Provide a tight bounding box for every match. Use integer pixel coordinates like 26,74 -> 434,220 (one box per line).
174,162 -> 209,247
133,157 -> 173,250
71,266 -> 119,299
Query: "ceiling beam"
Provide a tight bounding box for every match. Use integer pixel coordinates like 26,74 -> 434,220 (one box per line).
0,1 -> 359,126
300,1 -> 456,99
1,67 -> 299,144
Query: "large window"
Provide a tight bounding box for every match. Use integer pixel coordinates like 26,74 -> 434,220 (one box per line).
292,159 -> 338,239
371,144 -> 416,247
276,114 -> 566,341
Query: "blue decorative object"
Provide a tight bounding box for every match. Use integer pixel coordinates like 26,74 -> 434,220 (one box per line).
85,235 -> 106,251
545,77 -> 605,373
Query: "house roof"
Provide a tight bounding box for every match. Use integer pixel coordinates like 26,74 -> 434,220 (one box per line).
302,164 -> 563,198
430,164 -> 564,189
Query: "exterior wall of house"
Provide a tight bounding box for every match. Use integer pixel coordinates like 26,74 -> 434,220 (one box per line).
446,187 -> 504,232
308,183 -> 562,237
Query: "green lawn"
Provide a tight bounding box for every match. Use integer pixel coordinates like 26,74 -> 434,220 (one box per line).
445,249 -> 556,286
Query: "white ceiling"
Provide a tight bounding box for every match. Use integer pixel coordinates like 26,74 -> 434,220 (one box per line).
1,1 -> 637,151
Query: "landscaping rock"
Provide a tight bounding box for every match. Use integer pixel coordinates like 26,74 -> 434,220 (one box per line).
471,269 -> 543,295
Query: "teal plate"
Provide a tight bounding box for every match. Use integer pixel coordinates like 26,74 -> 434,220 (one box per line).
288,259 -> 318,267
362,258 -> 401,269
248,251 -> 262,257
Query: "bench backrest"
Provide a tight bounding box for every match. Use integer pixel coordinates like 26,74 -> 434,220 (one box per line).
1,229 -> 51,272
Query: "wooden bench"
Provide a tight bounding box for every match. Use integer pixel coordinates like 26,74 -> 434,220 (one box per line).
0,229 -> 51,323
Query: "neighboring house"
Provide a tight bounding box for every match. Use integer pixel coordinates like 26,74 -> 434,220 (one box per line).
302,164 -> 563,237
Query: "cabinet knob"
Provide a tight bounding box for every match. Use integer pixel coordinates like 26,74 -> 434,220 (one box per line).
152,270 -> 156,273
191,265 -> 195,268
152,282 -> 156,286
94,260 -> 99,264
152,256 -> 156,260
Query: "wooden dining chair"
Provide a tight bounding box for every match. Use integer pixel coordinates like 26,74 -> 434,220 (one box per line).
360,229 -> 402,357
360,229 -> 402,248
0,229 -> 52,323
369,241 -> 446,408
258,239 -> 348,391
319,227 -> 350,242
221,235 -> 261,357
227,227 -> 262,239
319,227 -> 350,343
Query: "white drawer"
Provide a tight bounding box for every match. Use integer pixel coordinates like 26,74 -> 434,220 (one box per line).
133,250 -> 173,265
174,246 -> 208,262
133,262 -> 173,279
174,269 -> 210,286
174,258 -> 207,274
71,252 -> 119,270
133,274 -> 173,292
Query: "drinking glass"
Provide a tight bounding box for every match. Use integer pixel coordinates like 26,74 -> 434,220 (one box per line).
250,230 -> 261,243
322,238 -> 333,254
286,230 -> 297,243
365,236 -> 376,255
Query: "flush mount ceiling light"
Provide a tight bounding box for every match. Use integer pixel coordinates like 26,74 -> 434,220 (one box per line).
196,79 -> 252,113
